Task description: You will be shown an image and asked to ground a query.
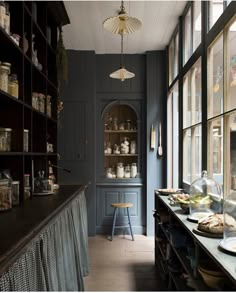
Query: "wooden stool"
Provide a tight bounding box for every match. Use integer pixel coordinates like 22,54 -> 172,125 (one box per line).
110,203 -> 134,241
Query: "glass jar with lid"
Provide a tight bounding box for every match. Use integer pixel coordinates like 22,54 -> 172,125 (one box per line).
24,129 -> 29,152
188,170 -> 222,222
0,179 -> 12,211
131,163 -> 137,178
0,128 -> 12,151
124,165 -> 131,178
8,74 -> 19,98
46,95 -> 52,117
0,62 -> 11,92
117,162 -> 124,178
32,92 -> 38,109
39,93 -> 45,113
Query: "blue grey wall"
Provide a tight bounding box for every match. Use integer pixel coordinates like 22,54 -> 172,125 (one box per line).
146,51 -> 167,235
58,50 -> 167,236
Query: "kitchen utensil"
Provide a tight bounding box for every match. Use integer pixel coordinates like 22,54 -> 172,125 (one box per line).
158,122 -> 163,156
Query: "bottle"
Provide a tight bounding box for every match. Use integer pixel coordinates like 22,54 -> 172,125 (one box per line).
131,163 -> 137,178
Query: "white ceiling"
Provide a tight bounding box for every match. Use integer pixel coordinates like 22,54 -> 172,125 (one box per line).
63,1 -> 187,54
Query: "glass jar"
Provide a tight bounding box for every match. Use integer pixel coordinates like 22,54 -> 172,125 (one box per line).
32,92 -> 38,109
112,117 -> 118,131
188,170 -> 222,222
125,119 -> 131,131
105,141 -> 112,154
24,129 -> 29,152
130,140 -> 136,154
12,181 -> 20,206
124,165 -> 131,178
24,174 -> 30,187
0,63 -> 10,92
4,2 -> 10,34
106,167 -> 113,178
46,95 -> 52,117
0,1 -> 6,29
8,74 -> 19,98
131,163 -> 137,178
113,144 -> 120,154
119,121 -> 125,130
0,128 -> 12,151
117,162 -> 124,178
39,93 -> 45,113
0,179 -> 12,211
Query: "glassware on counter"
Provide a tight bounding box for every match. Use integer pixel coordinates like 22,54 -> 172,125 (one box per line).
0,179 -> 12,211
0,127 -> 12,151
8,74 -> 19,98
188,170 -> 222,222
117,162 -> 124,178
24,129 -> 29,152
12,181 -> 20,206
0,62 -> 11,92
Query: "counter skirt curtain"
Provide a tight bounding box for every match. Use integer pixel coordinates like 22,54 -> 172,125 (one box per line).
0,189 -> 89,291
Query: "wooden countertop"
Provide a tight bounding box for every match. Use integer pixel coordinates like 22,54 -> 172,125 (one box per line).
0,185 -> 85,275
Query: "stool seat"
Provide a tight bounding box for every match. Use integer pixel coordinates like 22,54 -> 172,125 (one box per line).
110,202 -> 134,241
111,203 -> 133,208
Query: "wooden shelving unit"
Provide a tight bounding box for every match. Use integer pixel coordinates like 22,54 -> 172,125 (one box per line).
0,1 -> 69,203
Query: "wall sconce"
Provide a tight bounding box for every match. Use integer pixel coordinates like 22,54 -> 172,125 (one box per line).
150,124 -> 155,151
158,122 -> 163,157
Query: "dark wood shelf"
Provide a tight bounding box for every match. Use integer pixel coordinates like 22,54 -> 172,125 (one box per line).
105,130 -> 138,133
104,154 -> 138,157
0,152 -> 24,156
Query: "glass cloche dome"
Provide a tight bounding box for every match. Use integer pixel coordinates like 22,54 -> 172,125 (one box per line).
219,195 -> 236,254
188,170 -> 222,222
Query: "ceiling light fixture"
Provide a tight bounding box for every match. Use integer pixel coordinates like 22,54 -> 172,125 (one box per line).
109,34 -> 135,82
103,1 -> 142,35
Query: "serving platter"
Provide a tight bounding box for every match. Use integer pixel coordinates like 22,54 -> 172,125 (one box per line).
157,188 -> 183,195
219,238 -> 236,255
193,227 -> 223,239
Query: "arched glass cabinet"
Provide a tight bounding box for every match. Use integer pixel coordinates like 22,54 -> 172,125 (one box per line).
103,103 -> 140,179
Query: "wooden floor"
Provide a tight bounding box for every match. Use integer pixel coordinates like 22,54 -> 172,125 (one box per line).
84,235 -> 166,291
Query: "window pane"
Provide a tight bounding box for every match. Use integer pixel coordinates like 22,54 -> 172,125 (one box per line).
174,32 -> 179,78
183,128 -> 191,184
168,38 -> 174,85
167,83 -> 179,188
193,58 -> 202,124
193,1 -> 201,52
183,58 -> 202,128
208,34 -> 224,118
229,112 -> 236,198
208,0 -> 224,30
184,7 -> 191,65
192,125 -> 202,182
207,118 -> 223,189
226,19 -> 236,112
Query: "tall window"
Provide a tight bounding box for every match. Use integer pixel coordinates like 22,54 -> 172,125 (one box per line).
208,0 -> 224,30
167,83 -> 179,187
207,17 -> 236,196
183,58 -> 202,184
169,31 -> 179,85
184,7 -> 191,65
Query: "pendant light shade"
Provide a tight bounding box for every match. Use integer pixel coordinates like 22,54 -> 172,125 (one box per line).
109,34 -> 135,82
110,66 -> 135,82
103,1 -> 142,35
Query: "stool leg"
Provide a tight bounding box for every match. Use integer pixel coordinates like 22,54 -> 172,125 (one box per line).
111,207 -> 118,241
127,207 -> 134,241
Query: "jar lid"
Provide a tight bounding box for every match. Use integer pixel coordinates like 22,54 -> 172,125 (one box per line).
0,127 -> 12,131
24,129 -> 29,132
12,181 -> 20,184
1,62 -> 11,67
0,65 -> 10,71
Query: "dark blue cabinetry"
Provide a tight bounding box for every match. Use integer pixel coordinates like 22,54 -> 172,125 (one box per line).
96,184 -> 145,234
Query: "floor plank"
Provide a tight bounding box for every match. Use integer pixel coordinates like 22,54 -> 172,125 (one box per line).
84,235 -> 166,291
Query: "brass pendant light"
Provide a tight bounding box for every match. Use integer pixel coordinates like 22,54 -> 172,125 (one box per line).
109,34 -> 135,82
103,1 -> 142,35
